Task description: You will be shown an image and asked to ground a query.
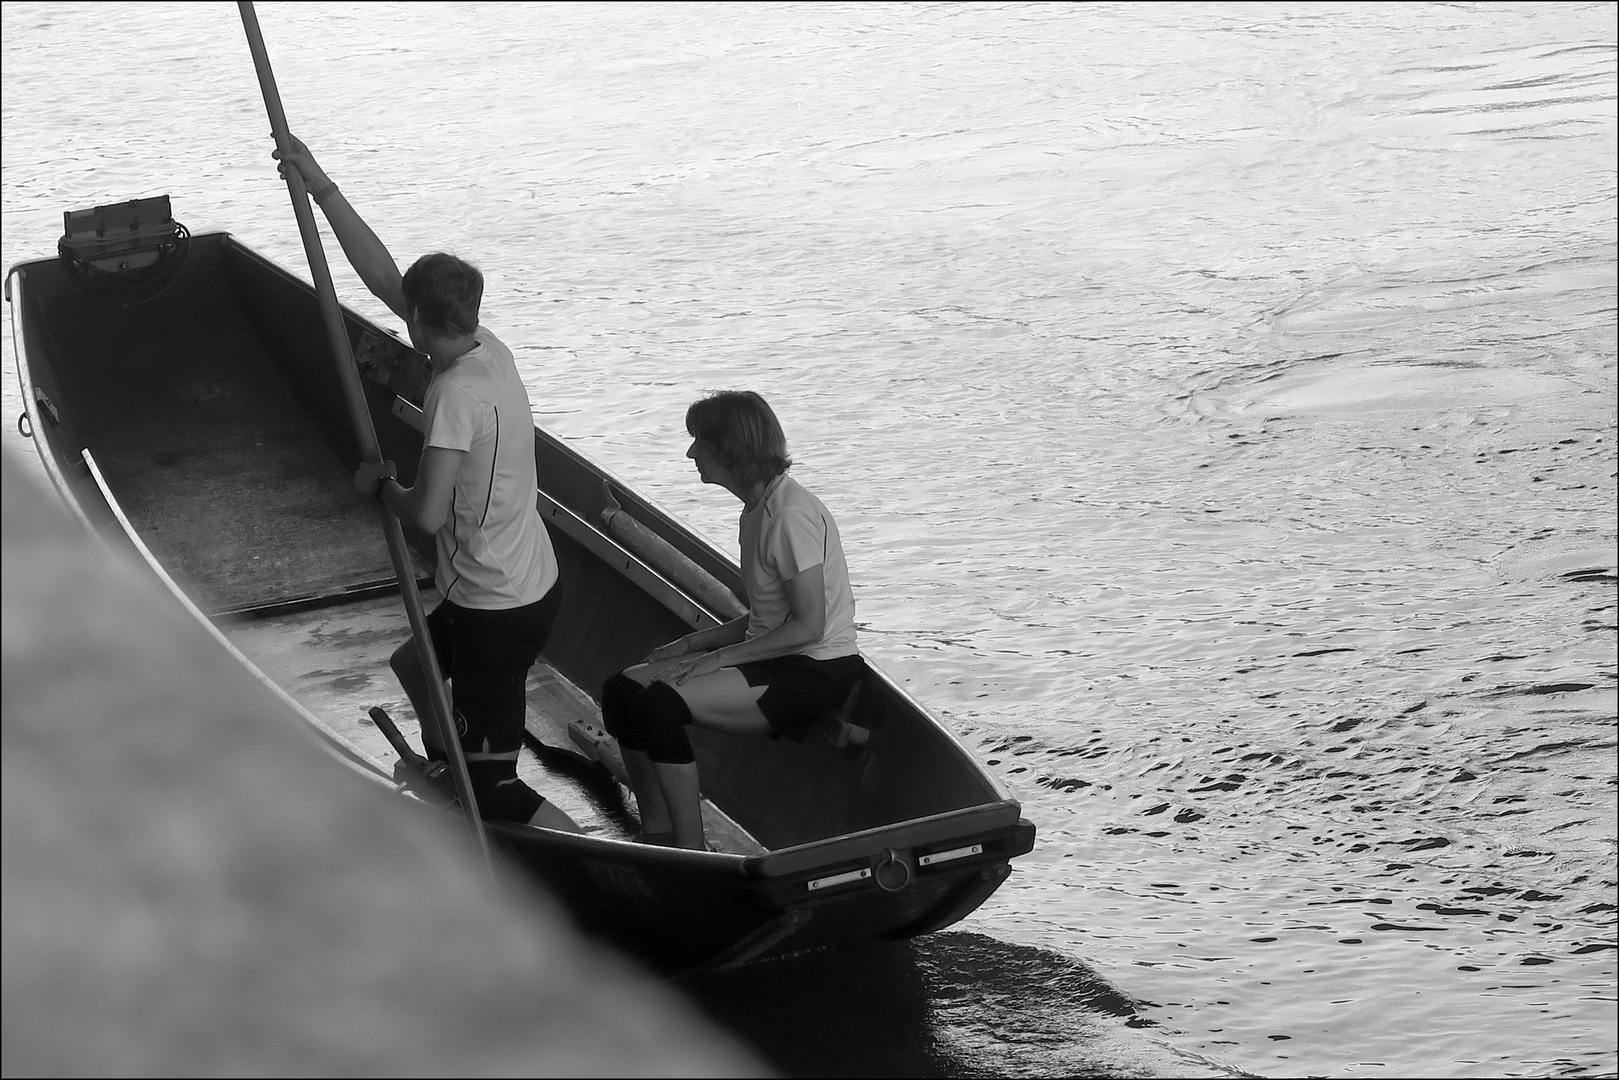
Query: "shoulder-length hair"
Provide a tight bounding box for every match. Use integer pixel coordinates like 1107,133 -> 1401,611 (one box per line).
685,391 -> 792,489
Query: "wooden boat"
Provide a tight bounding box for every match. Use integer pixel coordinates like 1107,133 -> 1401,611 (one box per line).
8,197 -> 1036,979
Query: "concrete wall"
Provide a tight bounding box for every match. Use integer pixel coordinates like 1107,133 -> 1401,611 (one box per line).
1,450 -> 764,1076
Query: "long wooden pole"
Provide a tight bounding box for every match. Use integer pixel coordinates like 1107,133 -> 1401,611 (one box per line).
237,1 -> 491,869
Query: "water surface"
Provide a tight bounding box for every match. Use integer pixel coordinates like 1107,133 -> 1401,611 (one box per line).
3,4 -> 1614,1076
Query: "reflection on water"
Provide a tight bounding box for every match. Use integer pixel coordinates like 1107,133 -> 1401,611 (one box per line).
691,932 -> 1239,1079
2,2 -> 1614,1076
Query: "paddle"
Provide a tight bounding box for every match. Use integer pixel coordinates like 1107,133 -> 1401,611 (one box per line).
236,1 -> 492,870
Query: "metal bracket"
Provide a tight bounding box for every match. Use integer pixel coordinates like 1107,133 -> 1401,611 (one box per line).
355,328 -> 433,403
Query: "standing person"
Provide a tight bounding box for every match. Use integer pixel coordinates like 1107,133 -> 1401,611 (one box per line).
274,136 -> 578,832
601,391 -> 864,849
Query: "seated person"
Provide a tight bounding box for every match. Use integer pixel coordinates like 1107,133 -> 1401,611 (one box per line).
601,391 -> 864,849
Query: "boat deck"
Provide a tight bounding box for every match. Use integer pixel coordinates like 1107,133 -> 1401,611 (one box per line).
33,263 -> 399,614
223,592 -> 766,852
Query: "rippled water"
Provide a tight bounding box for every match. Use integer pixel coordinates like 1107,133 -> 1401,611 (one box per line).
4,4 -> 1615,1077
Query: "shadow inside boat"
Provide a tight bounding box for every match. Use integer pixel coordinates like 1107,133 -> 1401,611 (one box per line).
528,739 -> 641,832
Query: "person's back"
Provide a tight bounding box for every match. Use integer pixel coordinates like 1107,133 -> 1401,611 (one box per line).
739,472 -> 857,660
422,326 -> 556,609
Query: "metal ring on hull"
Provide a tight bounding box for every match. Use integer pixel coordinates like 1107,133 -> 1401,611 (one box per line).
874,848 -> 913,892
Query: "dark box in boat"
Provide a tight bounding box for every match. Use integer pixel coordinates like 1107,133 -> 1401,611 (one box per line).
59,195 -> 179,274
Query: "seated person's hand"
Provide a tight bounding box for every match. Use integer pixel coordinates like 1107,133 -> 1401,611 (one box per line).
661,650 -> 724,687
642,636 -> 692,666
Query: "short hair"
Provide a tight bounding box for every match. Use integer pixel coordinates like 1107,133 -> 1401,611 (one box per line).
685,391 -> 792,489
401,252 -> 483,335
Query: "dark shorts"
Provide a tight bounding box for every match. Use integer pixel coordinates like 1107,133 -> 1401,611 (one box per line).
734,653 -> 867,741
420,586 -> 563,823
424,586 -> 563,753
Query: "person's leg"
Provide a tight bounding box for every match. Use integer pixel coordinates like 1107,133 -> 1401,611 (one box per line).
640,657 -> 863,847
452,593 -> 579,831
510,590 -> 580,831
389,605 -> 456,760
649,760 -> 703,848
601,671 -> 672,840
624,752 -> 673,841
673,668 -> 773,736
630,680 -> 704,848
642,670 -> 773,849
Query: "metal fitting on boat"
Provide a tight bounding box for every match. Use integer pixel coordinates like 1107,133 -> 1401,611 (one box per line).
873,848 -> 912,892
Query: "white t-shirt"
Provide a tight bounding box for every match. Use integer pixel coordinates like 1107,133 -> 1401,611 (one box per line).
738,473 -> 859,660
421,327 -> 557,609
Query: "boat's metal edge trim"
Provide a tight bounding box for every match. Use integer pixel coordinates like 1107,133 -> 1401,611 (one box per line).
208,574 -> 436,621
77,446 -> 391,782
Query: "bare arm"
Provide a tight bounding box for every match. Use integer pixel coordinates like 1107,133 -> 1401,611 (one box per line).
642,616 -> 749,666
664,564 -> 828,685
273,136 -> 410,322
357,446 -> 463,534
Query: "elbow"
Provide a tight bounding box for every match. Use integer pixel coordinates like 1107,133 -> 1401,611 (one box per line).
381,480 -> 446,535
407,494 -> 448,536
796,615 -> 826,645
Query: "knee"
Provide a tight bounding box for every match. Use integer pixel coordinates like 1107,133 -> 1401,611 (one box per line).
601,672 -> 643,742
389,640 -> 423,684
636,681 -> 695,765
